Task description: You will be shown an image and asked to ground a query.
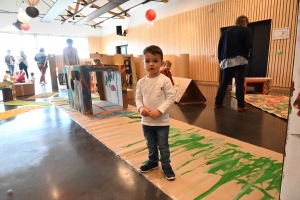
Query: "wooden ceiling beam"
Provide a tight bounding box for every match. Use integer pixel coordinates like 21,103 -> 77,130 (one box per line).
116,6 -> 130,17
74,0 -> 129,26
41,0 -> 74,23
92,4 -> 125,19
67,6 -> 103,28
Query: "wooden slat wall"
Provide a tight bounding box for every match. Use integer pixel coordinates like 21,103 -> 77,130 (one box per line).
89,0 -> 298,88
87,36 -> 102,54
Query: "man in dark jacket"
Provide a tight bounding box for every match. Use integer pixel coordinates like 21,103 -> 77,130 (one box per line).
4,50 -> 15,76
215,15 -> 253,112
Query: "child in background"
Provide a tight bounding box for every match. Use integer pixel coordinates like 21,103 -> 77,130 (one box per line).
135,45 -> 176,180
28,72 -> 35,83
16,71 -> 25,83
3,71 -> 12,81
124,60 -> 132,86
160,60 -> 174,86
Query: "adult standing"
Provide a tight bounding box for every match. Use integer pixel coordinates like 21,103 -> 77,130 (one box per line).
62,38 -> 80,66
4,50 -> 15,76
34,48 -> 47,85
18,50 -> 29,79
215,15 -> 253,112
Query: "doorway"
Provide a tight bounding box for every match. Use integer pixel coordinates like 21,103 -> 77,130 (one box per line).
219,20 -> 271,92
116,45 -> 128,54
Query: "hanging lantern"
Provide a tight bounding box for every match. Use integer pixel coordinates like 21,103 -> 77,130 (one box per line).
147,21 -> 154,28
24,0 -> 40,6
13,20 -> 22,30
17,10 -> 31,23
26,6 -> 39,18
145,9 -> 156,21
21,23 -> 30,31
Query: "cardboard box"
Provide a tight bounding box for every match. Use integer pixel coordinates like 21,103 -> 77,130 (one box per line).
15,83 -> 35,97
127,89 -> 134,100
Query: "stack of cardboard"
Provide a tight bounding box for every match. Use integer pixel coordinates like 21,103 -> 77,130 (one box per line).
15,83 -> 35,97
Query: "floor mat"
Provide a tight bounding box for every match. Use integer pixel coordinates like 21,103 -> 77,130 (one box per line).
53,101 -> 282,200
0,106 -> 45,120
244,94 -> 289,119
4,100 -> 52,106
26,92 -> 58,99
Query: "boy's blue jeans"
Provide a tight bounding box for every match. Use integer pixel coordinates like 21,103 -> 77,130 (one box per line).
142,125 -> 171,166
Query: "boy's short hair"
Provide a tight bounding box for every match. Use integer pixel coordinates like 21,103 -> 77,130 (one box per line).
30,72 -> 34,75
6,70 -> 11,73
143,45 -> 163,60
164,60 -> 172,66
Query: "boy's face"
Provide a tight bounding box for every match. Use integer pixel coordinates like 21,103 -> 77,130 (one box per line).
143,52 -> 164,78
164,64 -> 171,72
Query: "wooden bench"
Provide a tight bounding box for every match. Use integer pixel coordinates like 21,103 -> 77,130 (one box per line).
232,77 -> 272,95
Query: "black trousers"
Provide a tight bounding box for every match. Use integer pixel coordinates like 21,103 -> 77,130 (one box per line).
19,62 -> 28,79
215,64 -> 246,108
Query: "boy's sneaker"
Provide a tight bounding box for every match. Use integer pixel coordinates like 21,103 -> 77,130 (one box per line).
162,165 -> 176,180
140,161 -> 159,173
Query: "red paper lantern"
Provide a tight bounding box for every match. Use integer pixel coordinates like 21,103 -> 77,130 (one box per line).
145,9 -> 156,21
20,23 -> 30,31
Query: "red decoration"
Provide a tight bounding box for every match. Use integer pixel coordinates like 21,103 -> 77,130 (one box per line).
110,85 -> 116,91
145,9 -> 156,21
20,23 -> 30,31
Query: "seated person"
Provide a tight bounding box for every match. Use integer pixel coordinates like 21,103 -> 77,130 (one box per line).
28,72 -> 35,83
93,58 -> 103,65
16,71 -> 26,83
3,70 -> 13,82
160,60 -> 174,85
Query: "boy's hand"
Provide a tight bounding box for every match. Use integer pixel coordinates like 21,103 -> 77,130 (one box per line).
139,106 -> 150,117
149,109 -> 162,120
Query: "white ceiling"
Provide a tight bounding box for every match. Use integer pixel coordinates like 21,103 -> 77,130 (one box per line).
0,0 -> 221,37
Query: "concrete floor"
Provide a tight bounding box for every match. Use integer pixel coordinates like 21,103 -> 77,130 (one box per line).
0,84 -> 288,199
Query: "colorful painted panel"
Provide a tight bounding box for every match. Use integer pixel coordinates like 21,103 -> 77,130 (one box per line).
63,64 -> 127,115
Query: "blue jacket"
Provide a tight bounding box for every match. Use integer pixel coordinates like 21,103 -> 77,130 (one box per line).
218,26 -> 253,62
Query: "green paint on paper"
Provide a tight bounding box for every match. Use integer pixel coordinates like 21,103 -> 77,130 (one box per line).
123,140 -> 144,148
122,126 -> 282,199
128,120 -> 141,124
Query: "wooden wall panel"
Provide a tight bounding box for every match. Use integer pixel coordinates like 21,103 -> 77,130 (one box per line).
91,0 -> 298,88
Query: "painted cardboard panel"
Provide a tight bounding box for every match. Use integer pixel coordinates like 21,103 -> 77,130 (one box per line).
103,70 -> 123,107
63,64 -> 127,115
173,76 -> 206,104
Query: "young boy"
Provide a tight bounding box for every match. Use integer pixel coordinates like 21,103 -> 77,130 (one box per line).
3,71 -> 12,81
28,72 -> 35,83
160,60 -> 174,86
135,45 -> 176,180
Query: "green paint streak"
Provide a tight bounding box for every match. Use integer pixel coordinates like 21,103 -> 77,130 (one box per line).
128,120 -> 141,124
122,140 -> 144,148
126,147 -> 148,157
226,143 -> 241,148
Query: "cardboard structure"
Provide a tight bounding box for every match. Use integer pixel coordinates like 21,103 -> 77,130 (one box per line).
173,76 -> 206,104
0,81 -> 16,101
14,83 -> 35,97
63,64 -> 128,115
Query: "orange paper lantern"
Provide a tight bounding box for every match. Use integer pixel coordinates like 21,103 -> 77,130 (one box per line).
145,9 -> 156,21
20,23 -> 30,31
